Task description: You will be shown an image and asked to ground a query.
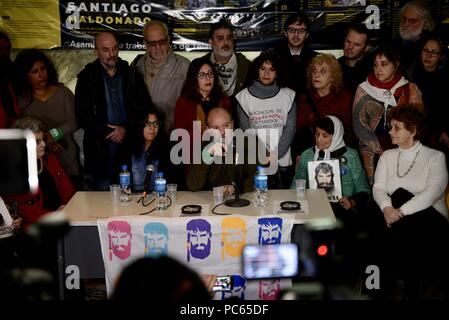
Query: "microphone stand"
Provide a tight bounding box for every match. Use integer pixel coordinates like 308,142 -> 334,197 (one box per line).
225,150 -> 250,207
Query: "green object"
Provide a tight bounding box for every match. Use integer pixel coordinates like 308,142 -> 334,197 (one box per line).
49,127 -> 64,141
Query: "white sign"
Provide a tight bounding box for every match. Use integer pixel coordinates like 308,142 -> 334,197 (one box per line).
98,215 -> 295,300
307,159 -> 342,202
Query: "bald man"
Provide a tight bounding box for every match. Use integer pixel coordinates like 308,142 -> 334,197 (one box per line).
75,32 -> 131,190
186,107 -> 263,194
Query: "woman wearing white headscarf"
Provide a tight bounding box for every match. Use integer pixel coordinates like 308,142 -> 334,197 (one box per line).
291,115 -> 370,216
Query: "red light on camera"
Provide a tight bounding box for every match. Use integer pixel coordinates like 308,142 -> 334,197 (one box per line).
317,245 -> 328,256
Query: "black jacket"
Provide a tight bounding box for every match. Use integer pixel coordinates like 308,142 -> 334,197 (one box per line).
75,58 -> 131,180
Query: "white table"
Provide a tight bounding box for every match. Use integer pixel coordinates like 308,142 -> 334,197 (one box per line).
57,189 -> 335,299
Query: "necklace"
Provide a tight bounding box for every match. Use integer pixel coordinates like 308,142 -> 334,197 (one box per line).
396,149 -> 420,178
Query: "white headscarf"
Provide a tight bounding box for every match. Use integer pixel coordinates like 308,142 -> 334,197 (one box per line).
313,115 -> 346,161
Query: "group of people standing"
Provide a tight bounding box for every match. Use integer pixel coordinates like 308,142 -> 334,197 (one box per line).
1,0 -> 449,300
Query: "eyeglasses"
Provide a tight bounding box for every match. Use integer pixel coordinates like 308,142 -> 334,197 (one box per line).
197,71 -> 214,79
145,120 -> 160,128
145,37 -> 168,48
287,27 -> 307,35
422,47 -> 441,57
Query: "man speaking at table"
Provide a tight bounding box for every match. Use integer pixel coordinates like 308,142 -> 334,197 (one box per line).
186,107 -> 266,195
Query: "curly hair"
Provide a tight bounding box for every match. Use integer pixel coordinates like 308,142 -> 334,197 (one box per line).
306,53 -> 343,93
180,57 -> 225,104
13,49 -> 59,96
250,51 -> 285,87
387,105 -> 423,141
12,116 -> 47,133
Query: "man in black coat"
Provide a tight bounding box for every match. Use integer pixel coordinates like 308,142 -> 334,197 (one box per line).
75,32 -> 132,190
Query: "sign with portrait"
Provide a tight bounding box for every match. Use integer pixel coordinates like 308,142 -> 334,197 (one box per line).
0,197 -> 14,240
307,159 -> 342,202
97,214 -> 295,300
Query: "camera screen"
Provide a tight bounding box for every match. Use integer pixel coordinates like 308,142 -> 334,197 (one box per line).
242,243 -> 298,279
212,276 -> 232,292
0,129 -> 38,196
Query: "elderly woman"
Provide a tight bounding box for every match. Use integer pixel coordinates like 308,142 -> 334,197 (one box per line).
291,116 -> 370,219
13,49 -> 79,186
296,53 -> 354,154
353,43 -> 424,185
174,57 -> 231,138
131,107 -> 173,192
373,106 -> 449,299
6,117 -> 75,229
236,51 -> 297,188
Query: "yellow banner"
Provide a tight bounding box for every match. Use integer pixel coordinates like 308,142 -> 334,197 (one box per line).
0,0 -> 60,48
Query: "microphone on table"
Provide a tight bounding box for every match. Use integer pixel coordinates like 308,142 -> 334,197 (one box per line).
225,137 -> 250,208
142,164 -> 156,198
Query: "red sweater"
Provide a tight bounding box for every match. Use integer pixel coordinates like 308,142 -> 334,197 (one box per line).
297,88 -> 354,143
174,95 -> 231,138
5,154 -> 75,229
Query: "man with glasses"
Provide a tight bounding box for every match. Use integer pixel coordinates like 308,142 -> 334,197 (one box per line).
75,32 -> 131,190
201,18 -> 252,97
130,20 -> 190,130
397,1 -> 435,69
274,13 -> 317,94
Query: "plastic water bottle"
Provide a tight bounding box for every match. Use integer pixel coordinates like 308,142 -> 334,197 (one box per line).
119,165 -> 132,202
254,166 -> 268,207
154,172 -> 168,210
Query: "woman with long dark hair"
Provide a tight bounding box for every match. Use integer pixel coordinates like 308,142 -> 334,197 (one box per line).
13,49 -> 79,186
174,57 -> 231,138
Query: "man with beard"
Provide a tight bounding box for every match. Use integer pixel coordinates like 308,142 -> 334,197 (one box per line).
397,1 -> 435,69
258,217 -> 283,245
202,19 -> 252,98
107,220 -> 132,261
75,32 -> 131,190
144,222 -> 169,257
315,162 -> 335,192
187,219 -> 212,262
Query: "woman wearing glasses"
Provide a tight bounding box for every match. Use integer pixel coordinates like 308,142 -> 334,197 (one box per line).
131,107 -> 173,192
353,43 -> 424,185
407,33 -> 449,157
174,57 -> 231,139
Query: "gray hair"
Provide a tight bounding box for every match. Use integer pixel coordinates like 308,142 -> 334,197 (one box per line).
400,1 -> 435,32
12,117 -> 47,133
143,20 -> 169,39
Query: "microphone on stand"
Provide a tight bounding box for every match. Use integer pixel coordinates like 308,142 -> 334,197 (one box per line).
142,164 -> 155,198
225,138 -> 250,208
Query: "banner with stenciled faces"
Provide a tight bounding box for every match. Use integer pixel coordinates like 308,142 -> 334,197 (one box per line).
97,214 -> 294,300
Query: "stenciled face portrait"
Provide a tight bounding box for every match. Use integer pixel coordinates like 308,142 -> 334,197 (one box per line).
145,232 -> 168,256
258,218 -> 283,245
259,279 -> 281,300
187,219 -> 212,260
110,230 -> 132,260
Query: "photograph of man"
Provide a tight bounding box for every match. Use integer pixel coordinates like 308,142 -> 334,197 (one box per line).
315,162 -> 335,191
221,217 -> 247,260
258,217 -> 283,245
186,219 -> 212,262
107,221 -> 132,261
144,222 -> 169,257
308,160 -> 342,201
